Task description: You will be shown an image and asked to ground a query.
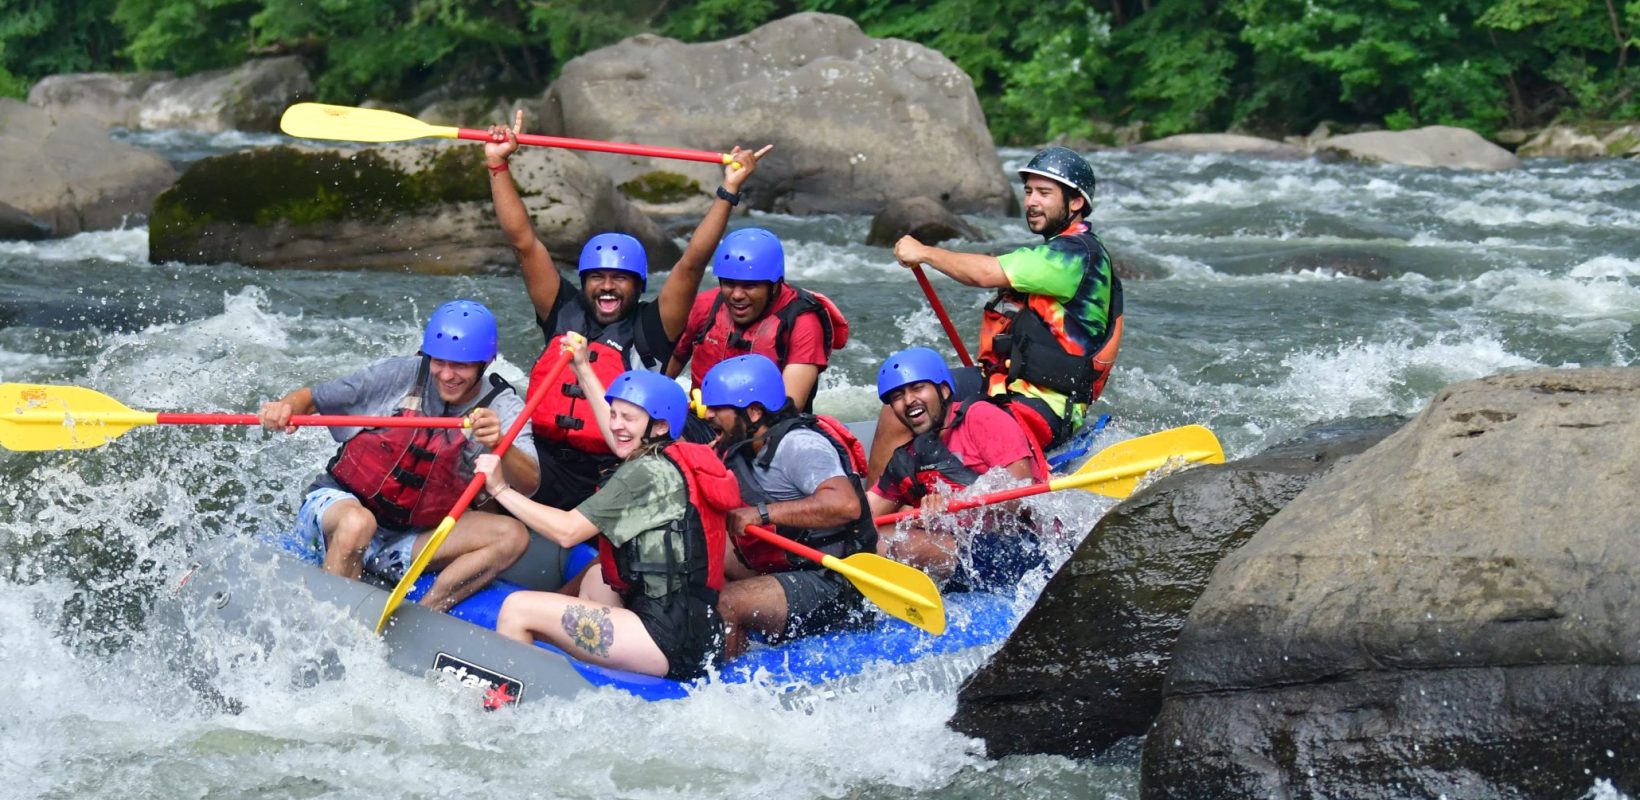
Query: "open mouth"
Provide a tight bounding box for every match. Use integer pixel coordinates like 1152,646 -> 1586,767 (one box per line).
904,403 -> 929,425
596,293 -> 623,315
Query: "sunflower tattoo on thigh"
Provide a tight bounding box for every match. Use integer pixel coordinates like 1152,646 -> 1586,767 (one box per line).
562,604 -> 614,658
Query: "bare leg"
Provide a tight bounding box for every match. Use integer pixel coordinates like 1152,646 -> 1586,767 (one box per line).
867,403 -> 913,487
412,511 -> 529,611
722,537 -> 760,581
717,575 -> 790,660
496,590 -> 669,676
877,524 -> 957,583
319,499 -> 377,580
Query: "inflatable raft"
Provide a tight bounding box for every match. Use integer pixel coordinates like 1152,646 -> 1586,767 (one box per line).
174,417 -> 1109,708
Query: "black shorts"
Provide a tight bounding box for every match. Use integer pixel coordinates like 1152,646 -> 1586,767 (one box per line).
774,568 -> 870,640
628,592 -> 724,681
531,442 -> 617,510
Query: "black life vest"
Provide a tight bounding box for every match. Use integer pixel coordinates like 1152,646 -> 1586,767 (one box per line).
881,397 -> 1049,506
327,359 -> 510,530
722,414 -> 876,573
596,442 -> 735,603
532,293 -> 664,455
981,224 -> 1124,406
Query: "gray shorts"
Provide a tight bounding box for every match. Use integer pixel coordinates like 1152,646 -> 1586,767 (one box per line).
296,487 -> 419,581
774,568 -> 869,640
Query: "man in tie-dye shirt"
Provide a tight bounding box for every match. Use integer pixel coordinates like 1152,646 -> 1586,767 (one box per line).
868,146 -> 1123,480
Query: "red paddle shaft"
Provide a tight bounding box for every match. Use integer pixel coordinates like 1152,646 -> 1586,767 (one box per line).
455,128 -> 729,164
911,265 -> 974,367
157,413 -> 466,428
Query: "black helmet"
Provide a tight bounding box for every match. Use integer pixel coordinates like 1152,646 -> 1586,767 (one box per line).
1019,146 -> 1096,213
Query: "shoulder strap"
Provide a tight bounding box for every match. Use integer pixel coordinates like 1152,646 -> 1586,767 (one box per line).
692,294 -> 727,348
772,287 -> 829,367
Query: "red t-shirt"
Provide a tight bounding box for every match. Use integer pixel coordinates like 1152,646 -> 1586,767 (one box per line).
872,400 -> 1047,507
675,283 -> 830,387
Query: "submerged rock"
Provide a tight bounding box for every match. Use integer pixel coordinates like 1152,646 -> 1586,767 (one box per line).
1143,367 -> 1640,798
149,142 -> 678,273
950,417 -> 1403,757
866,196 -> 985,247
1315,126 -> 1520,170
0,99 -> 176,237
540,12 -> 1011,216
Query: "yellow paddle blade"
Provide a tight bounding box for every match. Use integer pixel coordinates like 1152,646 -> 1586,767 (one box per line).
1061,424 -> 1225,498
0,383 -> 157,451
375,516 -> 455,633
280,103 -> 461,144
826,552 -> 946,635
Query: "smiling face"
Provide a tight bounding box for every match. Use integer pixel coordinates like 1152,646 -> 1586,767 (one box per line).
717,279 -> 776,326
607,398 -> 656,459
1022,175 -> 1083,236
428,358 -> 485,405
581,270 -> 641,325
885,380 -> 950,436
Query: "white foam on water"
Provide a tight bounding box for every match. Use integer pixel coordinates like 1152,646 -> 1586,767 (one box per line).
0,347 -> 68,380
1272,334 -> 1540,420
1456,264 -> 1640,322
1583,778 -> 1634,800
1440,200 -> 1596,228
0,227 -> 151,264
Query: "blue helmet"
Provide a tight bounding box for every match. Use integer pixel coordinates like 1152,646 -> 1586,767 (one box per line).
876,347 -> 953,402
605,370 -> 687,440
421,299 -> 498,363
711,227 -> 784,283
701,354 -> 788,413
579,232 -> 648,291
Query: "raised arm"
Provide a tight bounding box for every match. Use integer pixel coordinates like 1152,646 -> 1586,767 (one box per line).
487,109 -> 561,321
656,143 -> 775,340
565,337 -> 618,453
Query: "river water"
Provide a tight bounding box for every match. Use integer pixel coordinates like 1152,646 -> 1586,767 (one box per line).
2,131 -> 1637,798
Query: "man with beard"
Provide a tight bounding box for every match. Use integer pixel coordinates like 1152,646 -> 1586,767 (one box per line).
257,300 -> 533,610
868,146 -> 1122,481
666,227 -> 849,419
699,355 -> 875,659
485,109 -> 771,509
866,347 -> 1050,591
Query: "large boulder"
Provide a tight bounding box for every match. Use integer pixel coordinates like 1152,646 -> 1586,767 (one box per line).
865,195 -> 984,247
949,418 -> 1403,758
1314,125 -> 1521,170
1518,123 -> 1640,159
149,142 -> 679,273
0,99 -> 177,237
540,13 -> 1012,216
0,201 -> 51,241
28,57 -> 312,132
1143,368 -> 1640,799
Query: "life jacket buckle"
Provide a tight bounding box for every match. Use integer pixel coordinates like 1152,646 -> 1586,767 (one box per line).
555,414 -> 585,431
561,382 -> 585,399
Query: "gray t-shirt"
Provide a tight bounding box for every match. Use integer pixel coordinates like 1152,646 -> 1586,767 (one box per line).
742,428 -> 846,502
308,355 -> 536,491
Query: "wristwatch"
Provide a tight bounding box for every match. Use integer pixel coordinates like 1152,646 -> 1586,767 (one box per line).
717,185 -> 742,207
757,502 -> 770,525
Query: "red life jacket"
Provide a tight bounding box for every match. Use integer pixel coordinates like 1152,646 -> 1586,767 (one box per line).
532,294 -> 666,455
980,222 -> 1124,408
882,397 -> 1050,506
597,441 -> 737,601
722,413 -> 875,573
686,284 -> 849,408
327,360 -> 510,530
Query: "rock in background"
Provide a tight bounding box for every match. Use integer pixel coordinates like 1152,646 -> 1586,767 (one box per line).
950,418 -> 1403,758
540,13 -> 1012,217
0,99 -> 177,237
1143,368 -> 1640,798
866,196 -> 985,247
1314,125 -> 1521,170
28,57 -> 312,133
148,142 -> 678,273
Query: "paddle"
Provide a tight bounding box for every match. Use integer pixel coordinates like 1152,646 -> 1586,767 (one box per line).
375,338 -> 580,633
281,103 -> 735,165
874,424 -> 1224,527
741,523 -> 946,635
0,383 -> 469,452
910,265 -> 974,367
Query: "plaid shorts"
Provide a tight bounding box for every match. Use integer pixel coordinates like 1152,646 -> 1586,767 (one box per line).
295,487 -> 419,581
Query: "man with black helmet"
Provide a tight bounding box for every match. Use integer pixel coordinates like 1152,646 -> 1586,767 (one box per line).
869,146 -> 1122,479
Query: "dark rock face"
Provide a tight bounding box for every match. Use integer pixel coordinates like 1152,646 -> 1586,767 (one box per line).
149,142 -> 678,273
950,417 -> 1403,758
866,196 -> 984,247
0,201 -> 51,241
1142,368 -> 1640,799
541,13 -> 1011,216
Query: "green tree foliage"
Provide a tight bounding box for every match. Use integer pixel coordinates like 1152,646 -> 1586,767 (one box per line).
3,0 -> 1638,140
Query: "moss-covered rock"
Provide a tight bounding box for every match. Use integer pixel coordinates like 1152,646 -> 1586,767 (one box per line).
617,171 -> 704,204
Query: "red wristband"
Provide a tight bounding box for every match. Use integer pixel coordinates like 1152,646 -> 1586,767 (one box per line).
487,161 -> 510,175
